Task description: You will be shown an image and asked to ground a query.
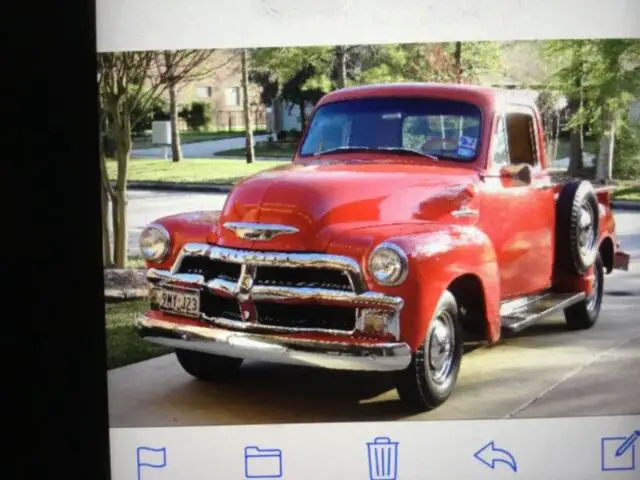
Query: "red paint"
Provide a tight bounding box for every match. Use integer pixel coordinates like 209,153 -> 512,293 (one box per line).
143,83 -> 624,350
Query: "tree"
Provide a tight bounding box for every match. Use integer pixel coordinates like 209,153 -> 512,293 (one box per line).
98,52 -> 170,268
241,49 -> 255,164
544,39 -> 640,181
156,50 -> 225,163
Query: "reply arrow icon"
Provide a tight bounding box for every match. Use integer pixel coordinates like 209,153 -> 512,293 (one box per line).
473,441 -> 518,473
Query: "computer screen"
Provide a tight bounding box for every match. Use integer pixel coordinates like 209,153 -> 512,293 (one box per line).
97,0 -> 640,478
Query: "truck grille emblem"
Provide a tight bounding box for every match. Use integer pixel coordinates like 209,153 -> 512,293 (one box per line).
223,222 -> 299,241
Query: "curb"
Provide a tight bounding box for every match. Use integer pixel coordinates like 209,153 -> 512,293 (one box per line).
612,200 -> 640,211
113,181 -> 233,193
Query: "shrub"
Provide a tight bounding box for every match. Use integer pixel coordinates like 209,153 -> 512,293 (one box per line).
179,102 -> 212,131
130,98 -> 169,136
276,130 -> 288,142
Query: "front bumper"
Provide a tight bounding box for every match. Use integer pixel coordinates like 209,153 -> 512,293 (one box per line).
135,313 -> 412,372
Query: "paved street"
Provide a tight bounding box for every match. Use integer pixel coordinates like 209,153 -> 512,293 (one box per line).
108,194 -> 640,427
118,190 -> 228,255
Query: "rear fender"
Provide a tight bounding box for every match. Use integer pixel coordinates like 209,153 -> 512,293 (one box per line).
378,225 -> 501,351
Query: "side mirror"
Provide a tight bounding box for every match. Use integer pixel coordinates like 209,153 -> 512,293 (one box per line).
500,163 -> 532,185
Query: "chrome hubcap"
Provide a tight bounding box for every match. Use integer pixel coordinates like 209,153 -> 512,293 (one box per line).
427,312 -> 455,385
577,204 -> 596,256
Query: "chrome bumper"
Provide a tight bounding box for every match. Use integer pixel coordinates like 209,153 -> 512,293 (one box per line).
135,314 -> 412,372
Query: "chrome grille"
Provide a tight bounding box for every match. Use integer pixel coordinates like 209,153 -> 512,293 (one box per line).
146,243 -> 404,337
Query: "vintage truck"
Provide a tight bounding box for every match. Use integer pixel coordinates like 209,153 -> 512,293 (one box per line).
135,83 -> 630,412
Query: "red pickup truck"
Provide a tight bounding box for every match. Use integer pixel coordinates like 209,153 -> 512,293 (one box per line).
135,83 -> 630,412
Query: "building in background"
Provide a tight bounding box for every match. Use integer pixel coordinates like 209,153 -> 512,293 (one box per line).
160,50 -> 269,132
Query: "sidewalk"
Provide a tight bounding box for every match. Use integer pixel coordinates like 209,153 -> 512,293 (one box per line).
131,134 -> 271,158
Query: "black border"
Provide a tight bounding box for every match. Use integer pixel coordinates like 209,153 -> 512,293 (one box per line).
11,1 -> 111,478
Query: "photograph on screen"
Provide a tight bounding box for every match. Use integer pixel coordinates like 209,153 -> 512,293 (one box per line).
100,39 -> 639,429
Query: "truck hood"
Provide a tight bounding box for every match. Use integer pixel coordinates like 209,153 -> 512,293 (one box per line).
213,158 -> 480,252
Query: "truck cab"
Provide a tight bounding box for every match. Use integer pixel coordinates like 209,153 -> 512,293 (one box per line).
136,83 -> 630,412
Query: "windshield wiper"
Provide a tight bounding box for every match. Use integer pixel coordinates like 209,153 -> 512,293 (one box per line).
371,147 -> 439,161
315,146 -> 375,155
315,145 -> 439,161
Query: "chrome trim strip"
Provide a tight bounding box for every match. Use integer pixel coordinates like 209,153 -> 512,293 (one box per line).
223,222 -> 299,241
172,242 -> 366,292
148,270 -> 403,311
451,206 -> 479,217
136,315 -> 411,372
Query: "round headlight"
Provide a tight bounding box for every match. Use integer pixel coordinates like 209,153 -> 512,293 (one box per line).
139,224 -> 171,261
368,242 -> 408,286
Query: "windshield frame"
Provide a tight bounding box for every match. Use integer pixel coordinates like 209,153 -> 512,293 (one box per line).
295,96 -> 485,163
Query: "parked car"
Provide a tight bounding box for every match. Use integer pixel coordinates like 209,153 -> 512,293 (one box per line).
135,83 -> 630,412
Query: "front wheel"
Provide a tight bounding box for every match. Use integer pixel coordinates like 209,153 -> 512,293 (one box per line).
393,290 -> 463,412
175,349 -> 244,382
564,254 -> 604,330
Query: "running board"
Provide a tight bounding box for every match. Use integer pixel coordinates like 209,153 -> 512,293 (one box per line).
500,292 -> 586,333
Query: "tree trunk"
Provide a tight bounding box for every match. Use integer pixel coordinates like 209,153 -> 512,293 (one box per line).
169,81 -> 183,163
595,107 -> 615,183
335,46 -> 347,89
299,101 -> 307,131
112,107 -> 131,268
98,109 -> 115,268
453,42 -> 462,83
241,49 -> 255,164
567,75 -> 584,175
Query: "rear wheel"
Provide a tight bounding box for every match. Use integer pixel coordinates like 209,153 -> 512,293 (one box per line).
393,291 -> 463,412
564,254 -> 604,330
175,349 -> 244,382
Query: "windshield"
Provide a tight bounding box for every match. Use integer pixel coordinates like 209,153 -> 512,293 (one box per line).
298,97 -> 482,162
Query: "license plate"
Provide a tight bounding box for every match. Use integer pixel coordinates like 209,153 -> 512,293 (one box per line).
151,287 -> 200,318
614,251 -> 631,271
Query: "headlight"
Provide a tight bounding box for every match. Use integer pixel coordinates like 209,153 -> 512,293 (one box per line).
139,224 -> 171,261
367,242 -> 408,286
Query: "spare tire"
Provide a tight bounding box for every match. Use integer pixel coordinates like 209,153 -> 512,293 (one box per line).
555,180 -> 600,275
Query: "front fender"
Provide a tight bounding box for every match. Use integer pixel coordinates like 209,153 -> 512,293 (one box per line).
373,225 -> 501,350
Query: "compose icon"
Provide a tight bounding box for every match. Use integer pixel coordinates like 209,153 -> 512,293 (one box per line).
473,441 -> 518,473
136,446 -> 167,480
244,446 -> 283,479
366,437 -> 399,480
601,430 -> 639,472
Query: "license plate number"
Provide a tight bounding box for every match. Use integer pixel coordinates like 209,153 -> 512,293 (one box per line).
152,288 -> 200,318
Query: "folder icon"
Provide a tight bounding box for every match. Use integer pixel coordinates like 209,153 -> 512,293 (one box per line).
244,446 -> 283,478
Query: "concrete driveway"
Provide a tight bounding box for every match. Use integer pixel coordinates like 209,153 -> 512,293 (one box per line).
108,209 -> 640,428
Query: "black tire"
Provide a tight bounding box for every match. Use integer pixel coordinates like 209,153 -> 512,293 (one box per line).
555,180 -> 600,275
564,254 -> 604,330
175,349 -> 243,382
393,290 -> 463,412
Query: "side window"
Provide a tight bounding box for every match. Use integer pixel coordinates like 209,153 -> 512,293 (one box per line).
492,116 -> 510,166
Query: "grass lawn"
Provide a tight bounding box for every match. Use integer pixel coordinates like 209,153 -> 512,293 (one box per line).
132,130 -> 267,150
107,158 -> 287,185
613,181 -> 640,201
105,299 -> 171,369
215,141 -> 297,158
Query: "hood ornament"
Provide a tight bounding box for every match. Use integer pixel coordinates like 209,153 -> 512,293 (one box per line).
223,222 -> 299,241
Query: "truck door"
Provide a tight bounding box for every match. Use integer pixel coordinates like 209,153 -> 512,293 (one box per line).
479,106 -> 556,299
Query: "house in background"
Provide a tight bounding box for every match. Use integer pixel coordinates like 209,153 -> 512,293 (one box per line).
158,50 -> 268,132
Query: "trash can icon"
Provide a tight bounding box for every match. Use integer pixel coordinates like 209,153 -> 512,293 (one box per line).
366,437 -> 399,480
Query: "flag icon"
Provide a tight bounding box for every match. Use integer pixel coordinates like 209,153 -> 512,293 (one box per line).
136,446 -> 167,479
